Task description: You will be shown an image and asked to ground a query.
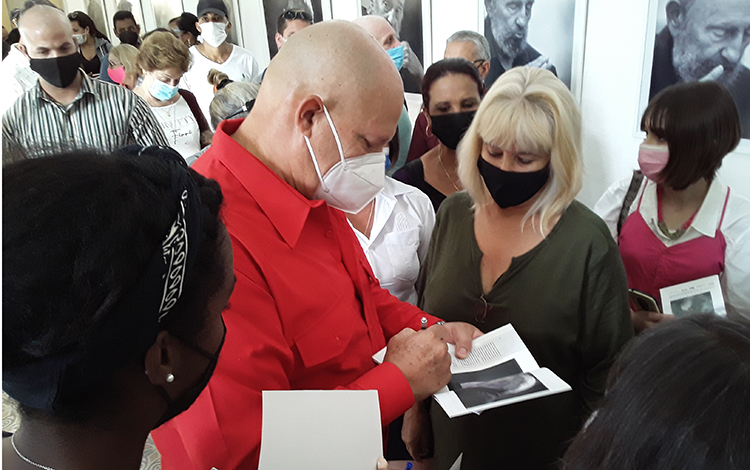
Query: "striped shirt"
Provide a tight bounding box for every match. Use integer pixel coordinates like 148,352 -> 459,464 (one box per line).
2,72 -> 168,162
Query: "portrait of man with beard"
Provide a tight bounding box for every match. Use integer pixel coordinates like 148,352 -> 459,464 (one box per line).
483,0 -> 557,89
649,0 -> 750,138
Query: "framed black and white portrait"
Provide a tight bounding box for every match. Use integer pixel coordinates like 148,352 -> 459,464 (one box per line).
480,0 -> 589,98
360,0 -> 426,93
639,0 -> 750,141
262,0 -> 325,60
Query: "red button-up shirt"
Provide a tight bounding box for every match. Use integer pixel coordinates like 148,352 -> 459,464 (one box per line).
152,120 -> 440,470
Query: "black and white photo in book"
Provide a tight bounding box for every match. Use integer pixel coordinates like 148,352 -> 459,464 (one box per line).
671,292 -> 715,317
448,359 -> 548,409
360,0 -> 424,93
262,0 -> 324,59
481,0 -> 584,91
641,0 -> 750,140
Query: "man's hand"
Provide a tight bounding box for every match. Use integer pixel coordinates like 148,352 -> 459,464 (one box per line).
428,322 -> 483,359
402,400 -> 433,461
631,308 -> 674,334
526,54 -> 554,71
401,41 -> 424,80
384,328 -> 451,401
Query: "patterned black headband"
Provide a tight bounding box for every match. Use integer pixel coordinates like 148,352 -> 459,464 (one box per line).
3,146 -> 204,412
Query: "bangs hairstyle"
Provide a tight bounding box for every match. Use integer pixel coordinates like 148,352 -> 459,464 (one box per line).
641,81 -> 740,190
458,66 -> 582,234
137,30 -> 191,73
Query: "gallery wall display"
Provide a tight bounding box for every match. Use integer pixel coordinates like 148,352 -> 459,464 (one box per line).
262,0 -> 324,59
480,0 -> 588,97
359,0 -> 425,93
640,0 -> 750,141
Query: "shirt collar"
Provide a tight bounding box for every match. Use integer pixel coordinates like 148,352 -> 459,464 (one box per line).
690,180 -> 727,237
210,119 -> 325,248
35,71 -> 96,106
641,179 -> 726,238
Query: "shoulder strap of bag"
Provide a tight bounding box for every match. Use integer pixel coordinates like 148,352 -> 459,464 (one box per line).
617,170 -> 645,237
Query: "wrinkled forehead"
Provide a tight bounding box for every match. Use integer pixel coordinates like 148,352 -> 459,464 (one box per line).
685,0 -> 750,21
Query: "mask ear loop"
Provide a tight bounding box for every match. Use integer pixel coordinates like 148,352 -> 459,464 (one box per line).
303,134 -> 329,193
322,105 -> 348,170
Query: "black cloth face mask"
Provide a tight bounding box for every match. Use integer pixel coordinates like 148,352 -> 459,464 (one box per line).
477,157 -> 550,208
28,52 -> 82,89
430,110 -> 476,150
153,323 -> 226,428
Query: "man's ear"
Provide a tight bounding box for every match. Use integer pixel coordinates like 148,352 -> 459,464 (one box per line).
195,22 -> 202,34
275,32 -> 283,49
295,95 -> 325,138
665,1 -> 685,30
18,42 -> 28,58
226,21 -> 232,32
478,61 -> 490,81
144,330 -> 179,386
136,24 -> 141,34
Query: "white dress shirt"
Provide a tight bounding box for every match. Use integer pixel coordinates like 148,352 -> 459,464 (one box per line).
595,175 -> 750,320
1,44 -> 39,115
350,177 -> 436,305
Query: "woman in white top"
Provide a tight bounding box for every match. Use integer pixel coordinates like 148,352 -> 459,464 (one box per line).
595,81 -> 750,329
347,177 -> 435,304
134,32 -> 210,159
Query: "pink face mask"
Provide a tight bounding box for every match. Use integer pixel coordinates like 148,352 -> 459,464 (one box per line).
108,65 -> 126,84
638,143 -> 669,182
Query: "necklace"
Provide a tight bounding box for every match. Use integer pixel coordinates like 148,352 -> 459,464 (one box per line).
11,434 -> 57,470
437,145 -> 461,192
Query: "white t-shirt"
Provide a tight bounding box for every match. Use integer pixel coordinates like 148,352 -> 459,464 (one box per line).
181,45 -> 260,127
595,175 -> 750,321
150,96 -> 201,158
349,177 -> 436,305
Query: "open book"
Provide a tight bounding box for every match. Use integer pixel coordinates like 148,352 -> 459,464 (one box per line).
374,324 -> 571,418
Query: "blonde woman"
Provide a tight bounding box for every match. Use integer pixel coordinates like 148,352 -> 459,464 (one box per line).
405,67 -> 633,469
134,31 -> 210,158
107,44 -> 140,90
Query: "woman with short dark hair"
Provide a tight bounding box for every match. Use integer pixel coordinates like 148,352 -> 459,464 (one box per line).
562,314 -> 750,470
2,147 -> 235,469
595,81 -> 750,329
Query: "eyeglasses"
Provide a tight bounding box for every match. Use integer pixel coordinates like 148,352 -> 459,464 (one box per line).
474,294 -> 493,324
472,59 -> 486,67
225,99 -> 255,120
282,9 -> 313,22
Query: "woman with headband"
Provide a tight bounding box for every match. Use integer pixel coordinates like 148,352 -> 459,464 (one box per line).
2,146 -> 235,469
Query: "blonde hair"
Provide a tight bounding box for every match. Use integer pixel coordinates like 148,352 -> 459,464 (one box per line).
137,31 -> 191,73
207,68 -> 230,86
109,44 -> 140,76
457,66 -> 582,235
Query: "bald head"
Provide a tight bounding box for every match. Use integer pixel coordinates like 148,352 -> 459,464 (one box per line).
240,20 -> 404,199
353,15 -> 401,51
19,5 -> 75,58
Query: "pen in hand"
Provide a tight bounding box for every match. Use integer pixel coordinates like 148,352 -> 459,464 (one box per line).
421,317 -> 427,330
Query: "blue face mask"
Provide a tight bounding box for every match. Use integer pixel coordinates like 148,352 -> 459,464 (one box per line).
387,44 -> 404,70
149,77 -> 178,101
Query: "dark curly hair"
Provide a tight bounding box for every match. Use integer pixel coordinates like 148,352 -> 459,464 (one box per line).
3,149 -> 227,422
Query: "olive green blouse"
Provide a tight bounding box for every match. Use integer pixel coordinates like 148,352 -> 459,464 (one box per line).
419,192 -> 633,470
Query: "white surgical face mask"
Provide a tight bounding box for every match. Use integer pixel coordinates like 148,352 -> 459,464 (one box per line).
199,21 -> 227,48
73,33 -> 88,45
304,105 -> 385,214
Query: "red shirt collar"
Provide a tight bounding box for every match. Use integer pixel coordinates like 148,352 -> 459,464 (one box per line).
207,119 -> 327,248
